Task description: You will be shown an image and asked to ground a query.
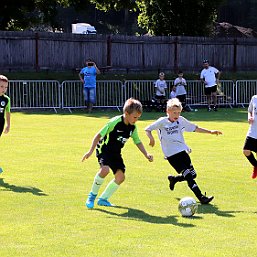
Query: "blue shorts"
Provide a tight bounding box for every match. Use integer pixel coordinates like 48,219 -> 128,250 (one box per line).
84,87 -> 96,104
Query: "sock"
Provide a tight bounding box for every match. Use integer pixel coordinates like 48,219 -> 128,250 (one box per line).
175,174 -> 186,182
91,174 -> 104,195
246,152 -> 257,167
99,179 -> 119,200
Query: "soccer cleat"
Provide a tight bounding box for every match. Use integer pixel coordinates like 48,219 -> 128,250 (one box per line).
85,192 -> 97,209
97,198 -> 114,207
213,106 -> 218,111
0,167 -> 3,174
252,166 -> 257,179
207,107 -> 212,112
200,195 -> 214,204
168,175 -> 176,191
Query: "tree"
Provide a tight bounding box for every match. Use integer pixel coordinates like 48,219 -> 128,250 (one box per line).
136,0 -> 225,36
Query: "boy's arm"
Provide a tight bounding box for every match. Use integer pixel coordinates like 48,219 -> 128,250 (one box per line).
4,112 -> 10,134
81,133 -> 101,162
136,142 -> 153,162
145,130 -> 155,147
195,127 -> 222,135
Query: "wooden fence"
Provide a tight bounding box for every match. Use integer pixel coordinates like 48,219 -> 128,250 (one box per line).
1,31 -> 257,72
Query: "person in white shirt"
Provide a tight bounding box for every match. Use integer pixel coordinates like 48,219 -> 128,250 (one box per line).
145,98 -> 222,204
200,60 -> 221,112
243,95 -> 257,179
174,70 -> 190,111
153,72 -> 167,110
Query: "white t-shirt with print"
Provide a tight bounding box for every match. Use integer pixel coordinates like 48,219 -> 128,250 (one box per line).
247,95 -> 257,139
200,66 -> 219,88
155,79 -> 167,96
145,116 -> 197,157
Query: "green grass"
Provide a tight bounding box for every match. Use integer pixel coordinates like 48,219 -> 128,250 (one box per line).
0,108 -> 257,257
4,70 -> 257,82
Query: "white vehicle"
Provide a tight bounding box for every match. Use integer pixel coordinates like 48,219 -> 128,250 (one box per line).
71,23 -> 97,35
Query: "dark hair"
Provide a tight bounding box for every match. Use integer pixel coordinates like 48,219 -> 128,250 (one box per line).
203,59 -> 209,64
178,70 -> 183,74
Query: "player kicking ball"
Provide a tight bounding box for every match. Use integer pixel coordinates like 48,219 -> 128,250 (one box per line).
82,98 -> 153,209
145,98 -> 222,204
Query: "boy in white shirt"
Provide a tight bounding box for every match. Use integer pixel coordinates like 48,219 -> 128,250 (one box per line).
154,72 -> 167,110
145,98 -> 222,204
243,95 -> 257,179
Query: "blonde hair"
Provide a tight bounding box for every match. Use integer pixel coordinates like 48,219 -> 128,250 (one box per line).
0,75 -> 8,82
167,98 -> 182,110
123,98 -> 143,114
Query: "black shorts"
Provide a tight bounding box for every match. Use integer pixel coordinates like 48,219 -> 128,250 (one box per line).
243,136 -> 257,152
167,151 -> 194,173
204,85 -> 217,95
97,152 -> 125,174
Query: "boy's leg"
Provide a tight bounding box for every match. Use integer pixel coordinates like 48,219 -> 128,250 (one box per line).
86,165 -> 109,209
182,168 -> 213,204
98,170 -> 124,206
243,137 -> 257,179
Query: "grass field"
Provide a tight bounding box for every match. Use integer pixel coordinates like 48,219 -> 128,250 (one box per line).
0,108 -> 257,257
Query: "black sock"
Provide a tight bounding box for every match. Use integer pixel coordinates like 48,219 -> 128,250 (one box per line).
175,175 -> 185,182
246,152 -> 257,167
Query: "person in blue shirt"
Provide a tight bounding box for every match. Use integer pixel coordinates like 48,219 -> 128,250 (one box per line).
79,59 -> 100,113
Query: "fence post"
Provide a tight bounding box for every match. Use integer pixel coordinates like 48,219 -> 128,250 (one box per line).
233,38 -> 237,72
35,32 -> 39,72
107,35 -> 112,66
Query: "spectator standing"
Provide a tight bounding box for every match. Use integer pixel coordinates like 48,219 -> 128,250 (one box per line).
79,59 -> 100,113
174,70 -> 190,111
154,72 -> 167,110
200,60 -> 221,112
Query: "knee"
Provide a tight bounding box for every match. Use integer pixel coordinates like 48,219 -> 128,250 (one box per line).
98,166 -> 110,177
115,171 -> 125,185
243,149 -> 251,156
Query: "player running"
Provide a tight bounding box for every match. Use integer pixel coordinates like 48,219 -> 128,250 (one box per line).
145,98 -> 222,204
82,98 -> 153,208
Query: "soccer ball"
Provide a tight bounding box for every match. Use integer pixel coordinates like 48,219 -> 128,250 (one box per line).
178,197 -> 198,217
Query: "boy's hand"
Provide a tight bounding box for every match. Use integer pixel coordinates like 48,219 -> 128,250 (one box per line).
210,130 -> 222,135
4,126 -> 10,134
146,154 -> 153,162
81,151 -> 93,162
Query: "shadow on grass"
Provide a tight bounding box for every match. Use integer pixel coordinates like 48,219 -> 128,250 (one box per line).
197,204 -> 237,217
0,178 -> 48,196
94,205 -> 201,227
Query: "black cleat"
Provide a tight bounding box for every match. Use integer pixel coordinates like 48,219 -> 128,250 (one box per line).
207,107 -> 212,112
168,175 -> 176,191
213,106 -> 218,111
200,195 -> 214,204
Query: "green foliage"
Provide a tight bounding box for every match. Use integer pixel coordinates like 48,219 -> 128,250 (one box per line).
1,109 -> 257,257
137,0 -> 225,36
90,0 -> 137,11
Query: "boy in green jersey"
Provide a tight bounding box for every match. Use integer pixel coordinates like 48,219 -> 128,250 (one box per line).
82,98 -> 153,208
0,75 -> 11,173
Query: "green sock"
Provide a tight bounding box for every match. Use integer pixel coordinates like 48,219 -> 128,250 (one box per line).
99,179 -> 119,200
91,174 -> 104,195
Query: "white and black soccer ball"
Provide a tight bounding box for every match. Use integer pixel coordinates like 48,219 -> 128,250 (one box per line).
178,197 -> 198,217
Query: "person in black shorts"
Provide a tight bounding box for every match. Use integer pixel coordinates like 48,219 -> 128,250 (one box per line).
243,95 -> 257,179
82,98 -> 153,208
0,75 -> 11,174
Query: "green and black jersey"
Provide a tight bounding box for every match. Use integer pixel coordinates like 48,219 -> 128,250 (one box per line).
96,115 -> 141,155
0,94 -> 10,121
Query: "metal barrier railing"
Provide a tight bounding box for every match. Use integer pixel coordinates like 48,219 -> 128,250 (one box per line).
5,79 -> 256,111
8,80 -> 61,112
236,80 -> 257,107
